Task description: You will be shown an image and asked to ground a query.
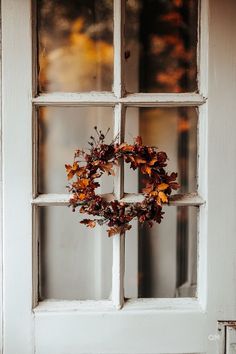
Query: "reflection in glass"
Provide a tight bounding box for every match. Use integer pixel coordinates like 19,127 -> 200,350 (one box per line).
38,106 -> 114,194
37,0 -> 113,92
125,0 -> 198,93
125,206 -> 198,298
39,206 -> 112,300
124,107 -> 198,194
124,107 -> 198,298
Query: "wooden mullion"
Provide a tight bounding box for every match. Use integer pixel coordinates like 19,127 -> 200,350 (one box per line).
112,101 -> 125,309
113,0 -> 125,98
113,103 -> 125,198
32,205 -> 39,308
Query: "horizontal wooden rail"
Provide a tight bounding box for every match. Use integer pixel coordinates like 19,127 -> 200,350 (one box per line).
32,192 -> 205,207
32,92 -> 206,107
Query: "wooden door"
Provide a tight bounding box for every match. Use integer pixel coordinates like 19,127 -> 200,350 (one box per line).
2,1 -> 236,353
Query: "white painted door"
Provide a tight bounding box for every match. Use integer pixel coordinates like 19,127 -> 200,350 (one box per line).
2,0 -> 236,353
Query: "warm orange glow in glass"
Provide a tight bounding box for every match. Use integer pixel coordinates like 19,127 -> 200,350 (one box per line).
38,0 -> 113,92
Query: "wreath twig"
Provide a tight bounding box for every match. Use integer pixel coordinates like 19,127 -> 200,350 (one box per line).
65,127 -> 180,237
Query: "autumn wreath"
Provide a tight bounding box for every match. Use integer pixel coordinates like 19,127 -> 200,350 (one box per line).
65,127 -> 180,237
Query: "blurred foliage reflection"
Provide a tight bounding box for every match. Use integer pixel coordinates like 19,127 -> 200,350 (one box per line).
38,0 -> 113,92
125,0 -> 198,93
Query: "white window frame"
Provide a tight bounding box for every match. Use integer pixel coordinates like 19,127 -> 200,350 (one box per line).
31,0 -> 207,310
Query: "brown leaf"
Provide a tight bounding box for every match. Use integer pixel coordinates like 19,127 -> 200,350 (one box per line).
139,215 -> 146,223
65,162 -> 79,180
157,151 -> 168,161
107,224 -> 131,237
142,183 -> 154,194
108,226 -> 122,237
168,172 -> 178,181
101,162 -> 115,176
169,182 -> 180,190
79,206 -> 86,213
80,219 -> 96,228
135,136 -> 142,145
74,149 -> 81,158
76,167 -> 86,177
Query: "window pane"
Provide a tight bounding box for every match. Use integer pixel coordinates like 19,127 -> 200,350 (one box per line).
37,0 -> 113,92
39,206 -> 112,300
125,0 -> 198,93
38,106 -> 114,194
124,107 -> 198,194
125,206 -> 198,298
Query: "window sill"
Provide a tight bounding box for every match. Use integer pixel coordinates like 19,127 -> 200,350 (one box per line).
33,297 -> 204,313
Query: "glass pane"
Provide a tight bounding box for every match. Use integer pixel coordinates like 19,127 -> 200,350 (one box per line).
39,206 -> 112,300
125,206 -> 198,298
125,0 -> 198,93
38,106 -> 114,194
124,107 -> 198,194
37,0 -> 113,92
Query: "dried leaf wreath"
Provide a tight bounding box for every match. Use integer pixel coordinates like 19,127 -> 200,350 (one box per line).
65,127 -> 180,237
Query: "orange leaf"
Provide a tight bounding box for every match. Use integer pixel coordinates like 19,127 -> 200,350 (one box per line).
155,196 -> 162,206
65,164 -> 72,172
67,170 -> 75,180
141,165 -> 152,175
82,178 -> 89,187
149,158 -> 158,166
135,157 -> 146,164
119,143 -> 134,152
158,183 -> 169,191
78,193 -> 86,200
159,191 -> 168,203
72,162 -> 78,171
77,178 -> 89,189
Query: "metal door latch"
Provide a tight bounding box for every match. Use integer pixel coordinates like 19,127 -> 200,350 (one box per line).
218,321 -> 236,354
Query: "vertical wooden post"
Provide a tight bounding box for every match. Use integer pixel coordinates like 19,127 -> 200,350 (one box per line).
112,104 -> 125,309
112,0 -> 126,309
